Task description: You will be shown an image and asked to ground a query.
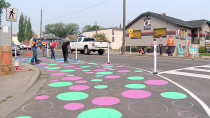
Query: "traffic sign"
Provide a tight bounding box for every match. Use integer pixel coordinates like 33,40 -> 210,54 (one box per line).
129,34 -> 133,37
129,27 -> 133,33
6,8 -> 18,22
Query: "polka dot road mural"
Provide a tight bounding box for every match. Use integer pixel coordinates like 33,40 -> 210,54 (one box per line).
8,58 -> 208,118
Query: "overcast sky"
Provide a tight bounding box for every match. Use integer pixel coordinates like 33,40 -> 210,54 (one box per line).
1,0 -> 210,37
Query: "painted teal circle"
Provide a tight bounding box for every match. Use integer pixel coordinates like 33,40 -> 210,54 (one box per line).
109,69 -> 115,70
48,64 -> 58,66
80,66 -> 90,68
15,116 -> 32,118
47,67 -> 60,70
127,76 -> 144,80
91,79 -> 102,82
40,62 -> 48,64
95,72 -> 113,75
94,85 -> 108,89
60,69 -> 75,72
96,75 -> 104,77
103,66 -> 113,68
134,70 -> 143,72
67,74 -> 74,76
125,84 -> 146,89
57,61 -> 64,62
88,63 -> 98,65
48,82 -> 72,87
82,70 -> 91,72
78,108 -> 122,118
161,92 -> 187,99
57,92 -> 88,101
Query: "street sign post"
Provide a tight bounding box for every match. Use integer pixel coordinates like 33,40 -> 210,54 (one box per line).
129,27 -> 133,56
6,8 -> 18,22
153,40 -> 158,74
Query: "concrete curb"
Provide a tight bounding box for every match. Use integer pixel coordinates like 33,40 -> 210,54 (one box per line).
0,63 -> 40,118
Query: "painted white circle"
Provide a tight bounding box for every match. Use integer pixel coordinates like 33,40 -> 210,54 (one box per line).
172,100 -> 193,108
110,87 -> 122,91
105,80 -> 129,85
22,101 -> 53,112
44,111 -> 62,118
128,101 -> 168,115
151,86 -> 166,91
92,90 -> 108,95
42,89 -> 58,94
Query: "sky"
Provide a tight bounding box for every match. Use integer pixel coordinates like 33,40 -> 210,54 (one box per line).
1,0 -> 210,37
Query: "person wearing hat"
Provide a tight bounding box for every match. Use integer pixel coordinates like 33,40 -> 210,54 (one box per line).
166,35 -> 174,56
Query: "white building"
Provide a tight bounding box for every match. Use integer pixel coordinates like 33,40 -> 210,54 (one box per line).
12,34 -> 21,45
82,28 -> 123,49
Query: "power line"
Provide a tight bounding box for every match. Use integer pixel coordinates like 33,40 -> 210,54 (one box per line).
43,0 -> 110,22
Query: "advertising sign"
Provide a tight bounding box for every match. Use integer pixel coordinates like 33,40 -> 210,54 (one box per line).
144,18 -> 151,30
176,28 -> 180,39
189,44 -> 198,57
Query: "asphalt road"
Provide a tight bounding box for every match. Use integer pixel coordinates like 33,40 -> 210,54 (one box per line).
9,49 -> 210,118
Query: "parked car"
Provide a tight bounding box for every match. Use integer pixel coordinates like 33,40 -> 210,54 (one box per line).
11,42 -> 20,56
19,43 -> 31,50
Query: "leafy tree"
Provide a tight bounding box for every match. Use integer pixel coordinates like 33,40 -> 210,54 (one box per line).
0,0 -> 10,25
23,15 -> 27,40
82,25 -> 103,32
17,12 -> 24,42
26,17 -> 32,40
120,23 -> 121,29
43,22 -> 80,38
93,33 -> 107,40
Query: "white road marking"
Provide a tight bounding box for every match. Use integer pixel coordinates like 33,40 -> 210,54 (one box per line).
182,67 -> 210,72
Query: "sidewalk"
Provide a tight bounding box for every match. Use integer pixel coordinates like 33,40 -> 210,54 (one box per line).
0,63 -> 40,118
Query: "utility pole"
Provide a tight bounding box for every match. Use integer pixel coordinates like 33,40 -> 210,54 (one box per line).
122,0 -> 126,54
40,9 -> 42,40
95,21 -> 97,39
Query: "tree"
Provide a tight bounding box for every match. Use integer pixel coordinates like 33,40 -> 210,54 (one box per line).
43,22 -> 80,38
120,23 -> 121,29
26,17 -> 32,40
23,15 -> 27,40
82,25 -> 103,32
0,0 -> 10,25
17,12 -> 24,42
93,33 -> 107,40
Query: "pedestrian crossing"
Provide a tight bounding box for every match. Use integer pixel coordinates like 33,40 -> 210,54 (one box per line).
159,65 -> 210,79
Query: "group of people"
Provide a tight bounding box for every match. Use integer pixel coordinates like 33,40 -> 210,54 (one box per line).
137,35 -> 174,56
30,33 -> 71,65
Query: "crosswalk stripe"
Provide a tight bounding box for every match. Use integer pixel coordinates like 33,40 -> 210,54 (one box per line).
160,70 -> 210,79
196,65 -> 210,68
180,67 -> 210,72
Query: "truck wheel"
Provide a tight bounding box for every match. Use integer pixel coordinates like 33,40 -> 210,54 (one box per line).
84,46 -> 90,55
80,50 -> 84,54
98,50 -> 104,55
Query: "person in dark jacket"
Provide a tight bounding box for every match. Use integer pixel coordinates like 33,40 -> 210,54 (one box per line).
62,41 -> 71,63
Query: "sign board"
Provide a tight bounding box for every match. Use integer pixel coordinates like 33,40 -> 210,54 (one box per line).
177,43 -> 184,57
144,18 -> 151,30
129,27 -> 133,37
129,34 -> 133,37
6,8 -> 18,22
189,44 -> 198,57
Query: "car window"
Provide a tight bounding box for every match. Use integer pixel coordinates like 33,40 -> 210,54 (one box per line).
78,38 -> 82,42
84,38 -> 95,42
11,42 -> 16,47
74,37 -> 78,42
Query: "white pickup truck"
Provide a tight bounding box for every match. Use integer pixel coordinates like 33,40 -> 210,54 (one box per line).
70,36 -> 108,55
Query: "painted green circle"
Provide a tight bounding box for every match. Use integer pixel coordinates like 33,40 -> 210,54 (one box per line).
91,79 -> 102,82
80,66 -> 90,68
15,116 -> 32,118
82,70 -> 91,72
48,64 -> 58,66
96,75 -> 104,77
48,82 -> 72,87
88,63 -> 98,65
47,67 -> 60,70
125,84 -> 146,89
134,70 -> 143,72
57,92 -> 88,101
103,66 -> 113,68
67,74 -> 74,76
50,60 -> 55,62
60,69 -> 75,72
127,76 -> 144,80
40,62 -> 48,64
78,108 -> 122,118
161,92 -> 187,99
57,61 -> 64,62
95,72 -> 113,75
109,69 -> 115,70
62,64 -> 69,65
94,85 -> 108,89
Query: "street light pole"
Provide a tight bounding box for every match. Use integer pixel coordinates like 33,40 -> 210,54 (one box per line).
122,0 -> 126,54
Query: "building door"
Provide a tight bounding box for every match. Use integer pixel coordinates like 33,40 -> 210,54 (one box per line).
191,30 -> 195,44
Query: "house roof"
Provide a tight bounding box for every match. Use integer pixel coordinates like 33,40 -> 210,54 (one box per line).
12,34 -> 18,37
126,11 -> 210,29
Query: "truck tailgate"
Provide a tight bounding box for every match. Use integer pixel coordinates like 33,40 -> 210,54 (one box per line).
94,41 -> 108,48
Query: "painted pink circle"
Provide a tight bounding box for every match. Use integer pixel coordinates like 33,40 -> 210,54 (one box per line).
50,79 -> 59,82
100,64 -> 113,66
122,90 -> 151,99
36,64 -> 46,66
92,97 -> 120,106
105,75 -> 121,79
75,81 -> 88,84
116,66 -> 124,67
104,68 -> 112,69
144,80 -> 168,85
69,85 -> 90,91
85,72 -> 94,74
95,66 -> 100,67
65,66 -> 75,68
51,73 -> 68,76
64,103 -> 84,110
35,95 -> 49,100
70,63 -> 80,65
47,70 -> 54,71
118,70 -> 131,73
62,76 -> 83,81
84,62 -> 88,63
178,111 -> 198,118
74,68 -> 82,70
94,69 -> 106,72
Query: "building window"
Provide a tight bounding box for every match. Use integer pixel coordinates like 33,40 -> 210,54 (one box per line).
205,31 -> 210,40
180,29 -> 186,39
133,30 -> 141,38
112,37 -> 115,42
112,30 -> 114,35
154,28 -> 166,38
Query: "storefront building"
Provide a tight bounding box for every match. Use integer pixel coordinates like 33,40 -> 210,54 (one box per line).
125,12 -> 210,51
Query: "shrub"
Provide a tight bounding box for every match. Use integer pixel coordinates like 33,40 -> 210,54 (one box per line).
199,46 -> 205,53
132,46 -> 138,50
146,46 -> 151,49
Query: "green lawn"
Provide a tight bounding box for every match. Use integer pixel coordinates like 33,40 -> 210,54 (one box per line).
200,54 -> 210,56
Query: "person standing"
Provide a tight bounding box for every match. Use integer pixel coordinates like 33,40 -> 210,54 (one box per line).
50,41 -> 60,59
159,35 -> 163,56
42,38 -> 47,57
30,33 -> 39,65
62,41 -> 71,63
166,35 -> 174,56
